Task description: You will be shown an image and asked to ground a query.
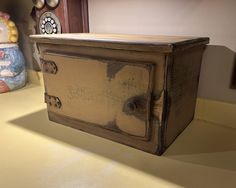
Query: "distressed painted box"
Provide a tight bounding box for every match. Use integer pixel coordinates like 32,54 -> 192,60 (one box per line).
30,34 -> 209,155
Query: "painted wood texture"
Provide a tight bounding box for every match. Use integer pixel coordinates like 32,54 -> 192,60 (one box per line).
31,34 -> 209,155
30,34 -> 209,53
43,53 -> 154,139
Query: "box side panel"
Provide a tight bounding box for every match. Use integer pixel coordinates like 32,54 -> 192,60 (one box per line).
164,46 -> 206,148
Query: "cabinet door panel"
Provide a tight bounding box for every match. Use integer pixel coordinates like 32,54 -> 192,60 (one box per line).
43,53 -> 154,140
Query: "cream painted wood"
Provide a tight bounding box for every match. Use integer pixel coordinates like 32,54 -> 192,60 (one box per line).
43,52 -> 154,138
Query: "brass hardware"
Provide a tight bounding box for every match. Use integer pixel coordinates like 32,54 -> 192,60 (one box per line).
32,0 -> 45,9
41,59 -> 58,74
45,93 -> 62,108
46,0 -> 60,8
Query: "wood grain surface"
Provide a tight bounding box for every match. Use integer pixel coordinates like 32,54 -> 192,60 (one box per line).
30,33 -> 209,53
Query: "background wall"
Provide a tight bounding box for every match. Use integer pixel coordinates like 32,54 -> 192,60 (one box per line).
88,0 -> 236,103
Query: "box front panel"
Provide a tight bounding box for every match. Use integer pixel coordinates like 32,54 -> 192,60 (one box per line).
42,52 -> 154,140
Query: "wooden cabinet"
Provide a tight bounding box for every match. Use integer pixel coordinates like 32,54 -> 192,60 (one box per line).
30,34 -> 209,155
33,0 -> 89,34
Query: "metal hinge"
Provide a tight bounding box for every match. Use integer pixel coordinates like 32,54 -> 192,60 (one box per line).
44,93 -> 62,109
41,59 -> 58,74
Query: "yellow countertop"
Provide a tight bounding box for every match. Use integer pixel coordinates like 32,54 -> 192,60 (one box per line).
0,84 -> 236,188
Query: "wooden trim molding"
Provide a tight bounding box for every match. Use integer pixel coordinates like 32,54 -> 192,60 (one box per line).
231,59 -> 236,89
81,0 -> 89,32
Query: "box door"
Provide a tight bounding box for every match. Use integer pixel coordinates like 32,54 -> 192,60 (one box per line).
42,52 -> 154,140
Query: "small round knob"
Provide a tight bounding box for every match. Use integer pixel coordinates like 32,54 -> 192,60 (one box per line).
126,101 -> 138,113
123,96 -> 146,120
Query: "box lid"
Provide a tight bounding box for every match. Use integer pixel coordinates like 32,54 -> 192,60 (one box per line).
30,33 -> 209,53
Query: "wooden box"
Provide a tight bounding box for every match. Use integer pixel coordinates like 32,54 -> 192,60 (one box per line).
30,34 -> 209,155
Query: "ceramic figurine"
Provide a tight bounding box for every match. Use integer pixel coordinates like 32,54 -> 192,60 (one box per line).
0,12 -> 26,93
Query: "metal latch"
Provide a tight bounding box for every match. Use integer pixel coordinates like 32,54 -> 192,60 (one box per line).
41,59 -> 58,74
45,93 -> 62,109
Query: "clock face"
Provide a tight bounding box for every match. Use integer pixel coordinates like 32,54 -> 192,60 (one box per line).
39,12 -> 61,34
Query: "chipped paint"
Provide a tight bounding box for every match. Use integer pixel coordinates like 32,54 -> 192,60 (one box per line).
153,91 -> 164,123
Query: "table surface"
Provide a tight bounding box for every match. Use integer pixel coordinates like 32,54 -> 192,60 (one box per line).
0,84 -> 235,188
